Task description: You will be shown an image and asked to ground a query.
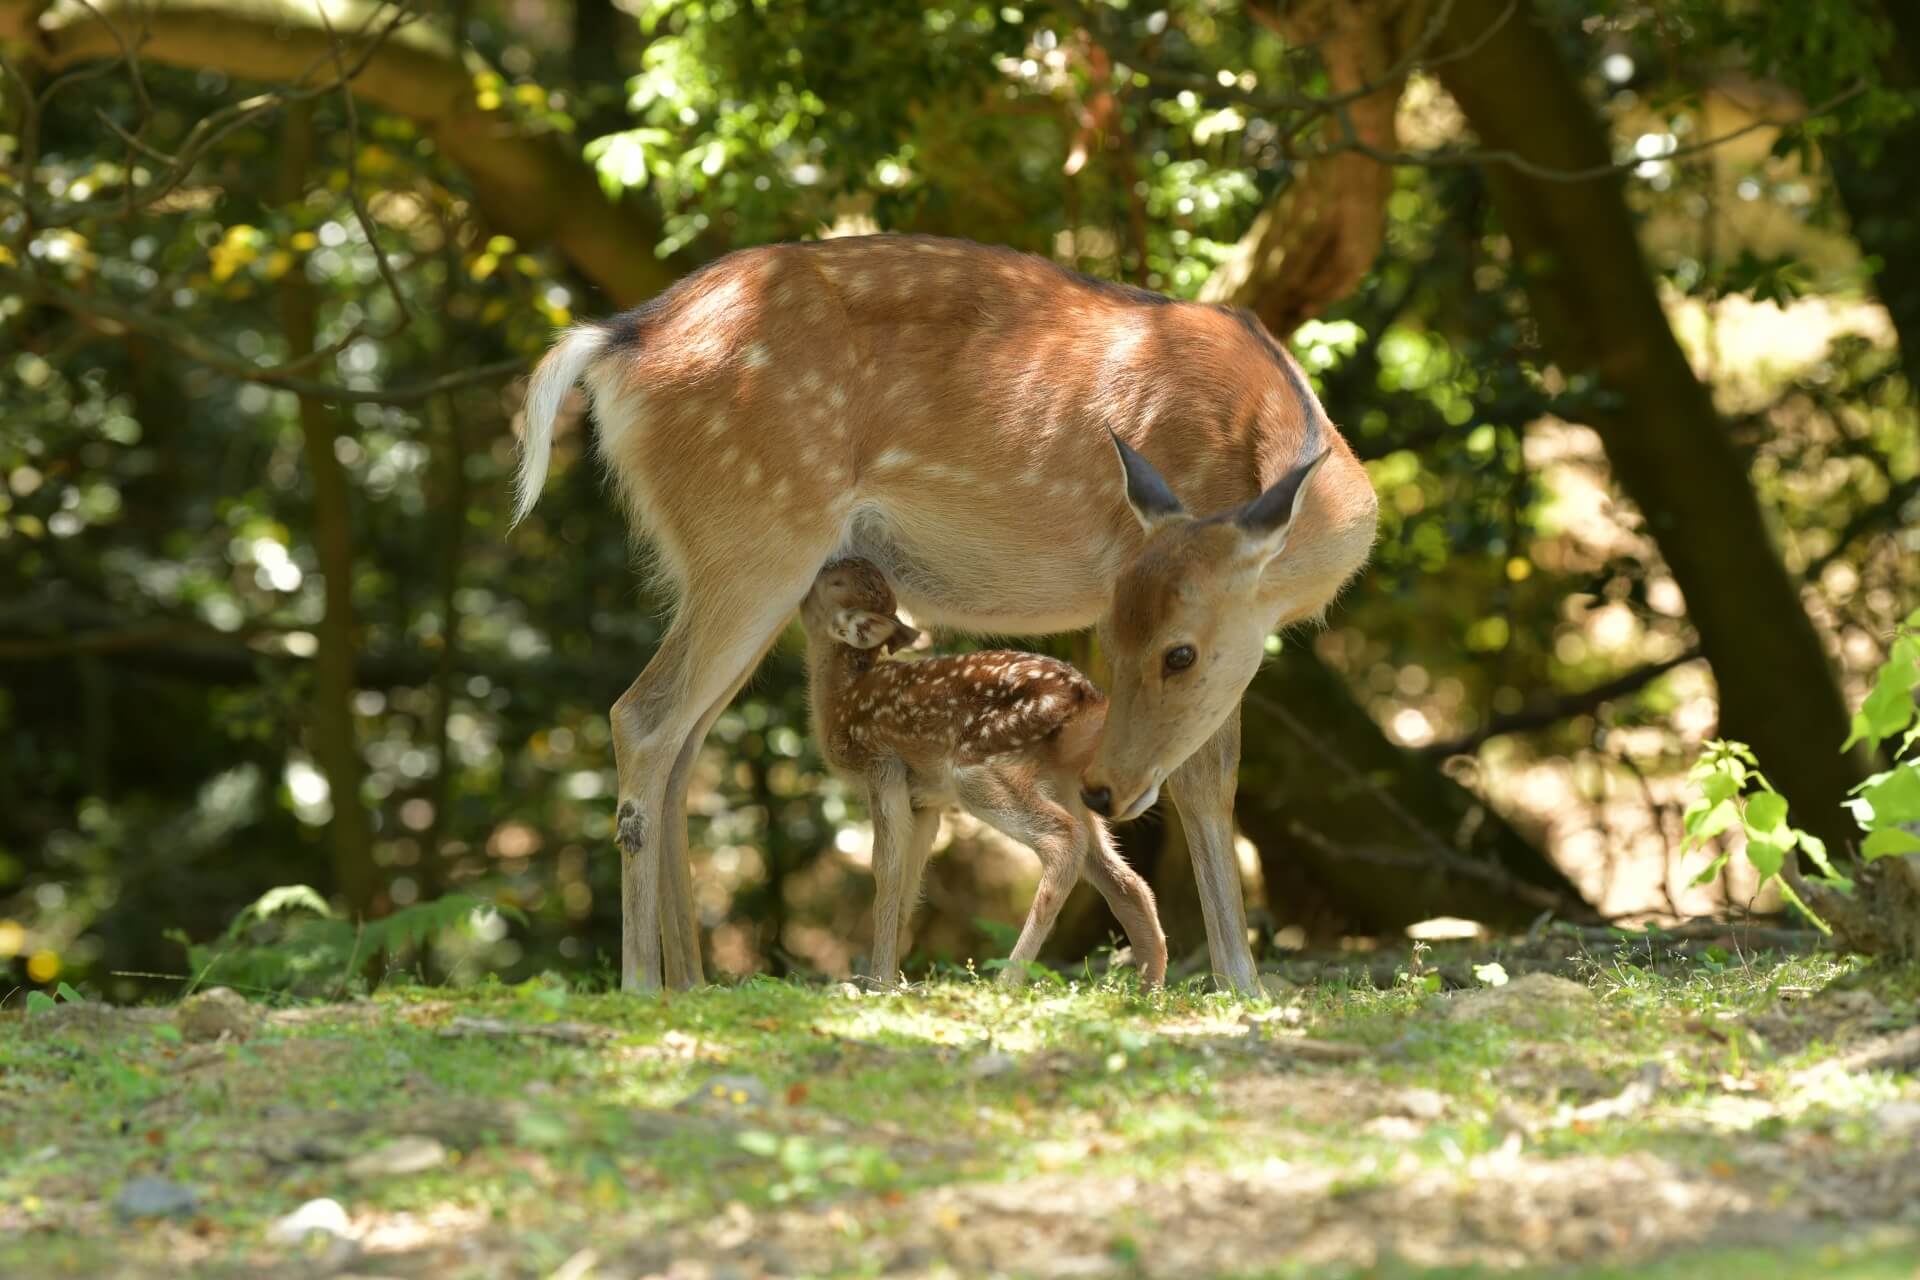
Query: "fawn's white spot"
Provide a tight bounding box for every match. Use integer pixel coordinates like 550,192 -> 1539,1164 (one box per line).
743,343 -> 771,369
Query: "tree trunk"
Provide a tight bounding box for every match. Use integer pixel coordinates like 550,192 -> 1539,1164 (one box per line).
1204,0 -> 1429,337
1237,649 -> 1597,934
279,103 -> 377,917
1430,0 -> 1864,850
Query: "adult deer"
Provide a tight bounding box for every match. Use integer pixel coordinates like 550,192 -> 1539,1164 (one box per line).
514,234 -> 1379,994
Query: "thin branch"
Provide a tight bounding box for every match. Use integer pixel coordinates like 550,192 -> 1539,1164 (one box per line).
1245,686 -> 1600,920
12,2 -> 416,229
4,263 -> 526,404
1305,80 -> 1867,183
1802,472 -> 1920,581
68,0 -> 152,218
1423,648 -> 1705,757
1077,0 -> 1866,187
316,1 -> 413,338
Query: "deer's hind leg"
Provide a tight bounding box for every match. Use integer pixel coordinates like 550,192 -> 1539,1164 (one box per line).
958,765 -> 1086,986
612,542 -> 838,993
655,630 -> 784,989
1080,818 -> 1168,988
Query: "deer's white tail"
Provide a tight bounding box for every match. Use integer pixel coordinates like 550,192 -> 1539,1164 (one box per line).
513,325 -> 611,528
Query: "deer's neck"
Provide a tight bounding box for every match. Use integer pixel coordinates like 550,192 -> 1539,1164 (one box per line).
805,640 -> 879,769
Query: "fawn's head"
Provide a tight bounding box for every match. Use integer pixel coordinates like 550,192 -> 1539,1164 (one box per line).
801,559 -> 923,655
1081,434 -> 1330,821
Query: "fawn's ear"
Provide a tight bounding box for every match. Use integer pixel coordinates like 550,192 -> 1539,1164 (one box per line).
882,620 -> 923,654
830,609 -> 901,650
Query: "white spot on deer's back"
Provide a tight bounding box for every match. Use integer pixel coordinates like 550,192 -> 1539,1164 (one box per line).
744,462 -> 763,485
743,343 -> 771,369
827,385 -> 848,409
875,446 -> 914,470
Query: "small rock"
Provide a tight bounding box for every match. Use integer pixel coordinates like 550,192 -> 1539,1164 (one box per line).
1444,973 -> 1593,1028
1871,1099 -> 1920,1135
177,987 -> 259,1042
1362,1115 -> 1425,1141
1391,1087 -> 1449,1121
966,1051 -> 1019,1080
268,1197 -> 353,1246
344,1135 -> 447,1178
833,981 -> 863,999
113,1176 -> 199,1220
680,1074 -> 772,1111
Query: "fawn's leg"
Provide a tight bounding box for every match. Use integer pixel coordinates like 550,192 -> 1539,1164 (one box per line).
865,762 -> 915,987
1166,708 -> 1259,994
961,767 -> 1086,986
1079,814 -> 1168,988
612,581 -> 816,993
892,805 -> 941,965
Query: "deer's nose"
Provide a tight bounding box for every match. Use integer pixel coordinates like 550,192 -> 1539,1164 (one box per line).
1081,785 -> 1112,817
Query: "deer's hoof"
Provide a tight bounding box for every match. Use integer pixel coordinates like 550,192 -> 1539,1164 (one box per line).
616,801 -> 647,855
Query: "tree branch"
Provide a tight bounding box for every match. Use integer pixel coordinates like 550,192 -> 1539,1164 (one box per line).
0,0 -> 681,305
3,263 -> 526,403
1424,648 -> 1705,757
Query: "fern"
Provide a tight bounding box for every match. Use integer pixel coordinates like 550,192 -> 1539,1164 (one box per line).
180,884 -> 521,997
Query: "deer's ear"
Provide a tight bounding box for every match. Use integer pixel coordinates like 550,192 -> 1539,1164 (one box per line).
882,620 -> 924,654
1233,447 -> 1331,564
1109,430 -> 1185,532
830,609 -> 900,650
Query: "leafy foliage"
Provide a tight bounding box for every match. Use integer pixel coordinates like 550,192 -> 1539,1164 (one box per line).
1683,608 -> 1920,933
173,885 -> 526,998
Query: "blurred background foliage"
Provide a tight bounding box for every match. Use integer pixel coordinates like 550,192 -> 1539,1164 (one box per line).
1,0 -> 1916,998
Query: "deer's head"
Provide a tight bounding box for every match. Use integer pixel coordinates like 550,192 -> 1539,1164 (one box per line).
1081,434 -> 1329,821
801,559 -> 922,654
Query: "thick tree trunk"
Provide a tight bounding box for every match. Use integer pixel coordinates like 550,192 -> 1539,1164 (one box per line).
1237,649 -> 1596,933
1430,0 -> 1864,850
1204,0 -> 1428,337
279,104 -> 377,916
0,0 -> 678,305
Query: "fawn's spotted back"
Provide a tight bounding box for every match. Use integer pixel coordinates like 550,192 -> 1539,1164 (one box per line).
842,650 -> 1106,767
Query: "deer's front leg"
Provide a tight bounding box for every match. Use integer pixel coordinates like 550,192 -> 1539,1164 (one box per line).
1167,708 -> 1260,995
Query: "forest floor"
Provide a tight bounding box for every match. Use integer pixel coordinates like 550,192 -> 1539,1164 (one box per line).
4,938 -> 1920,1279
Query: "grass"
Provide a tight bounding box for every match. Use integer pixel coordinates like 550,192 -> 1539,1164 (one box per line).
2,947 -> 1917,1278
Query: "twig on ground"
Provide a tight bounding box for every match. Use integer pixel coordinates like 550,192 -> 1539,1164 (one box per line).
439,1015 -> 612,1044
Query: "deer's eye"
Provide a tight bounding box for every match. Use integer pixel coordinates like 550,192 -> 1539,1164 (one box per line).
1163,644 -> 1197,674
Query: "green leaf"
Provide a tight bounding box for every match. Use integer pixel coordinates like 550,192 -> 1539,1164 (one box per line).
55,981 -> 83,1003
1860,766 -> 1920,825
1797,831 -> 1840,879
1690,853 -> 1730,888
1745,791 -> 1788,836
1861,827 -> 1920,860
1472,962 -> 1509,987
25,990 -> 56,1015
1699,770 -> 1739,807
1847,653 -> 1918,752
1745,835 -> 1790,882
1685,799 -> 1739,845
151,1023 -> 184,1044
